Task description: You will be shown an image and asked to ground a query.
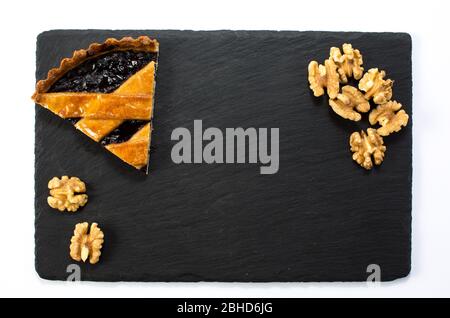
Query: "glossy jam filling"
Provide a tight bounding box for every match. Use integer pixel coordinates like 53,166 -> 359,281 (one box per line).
49,50 -> 157,93
100,120 -> 148,146
48,50 -> 157,146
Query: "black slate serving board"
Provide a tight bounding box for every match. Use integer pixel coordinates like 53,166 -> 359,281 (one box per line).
35,30 -> 412,282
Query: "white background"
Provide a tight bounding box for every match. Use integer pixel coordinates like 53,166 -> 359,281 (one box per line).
0,0 -> 449,298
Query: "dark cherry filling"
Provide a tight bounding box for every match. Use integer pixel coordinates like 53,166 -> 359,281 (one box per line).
48,50 -> 157,146
49,50 -> 157,93
100,120 -> 148,146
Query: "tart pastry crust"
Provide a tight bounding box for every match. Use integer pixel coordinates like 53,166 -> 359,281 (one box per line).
32,36 -> 158,99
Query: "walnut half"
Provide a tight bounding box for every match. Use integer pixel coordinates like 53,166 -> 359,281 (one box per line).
369,101 -> 409,136
330,43 -> 364,83
329,85 -> 370,121
70,222 -> 104,264
358,68 -> 393,104
308,59 -> 340,99
350,128 -> 386,170
47,176 -> 88,212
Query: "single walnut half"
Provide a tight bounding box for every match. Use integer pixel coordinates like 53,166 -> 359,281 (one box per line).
369,101 -> 409,136
329,85 -> 370,121
330,43 -> 364,83
47,176 -> 88,212
308,58 -> 340,99
358,68 -> 393,104
70,222 -> 104,264
350,128 -> 386,170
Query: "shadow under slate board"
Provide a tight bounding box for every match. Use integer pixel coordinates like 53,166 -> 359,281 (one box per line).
35,30 -> 412,282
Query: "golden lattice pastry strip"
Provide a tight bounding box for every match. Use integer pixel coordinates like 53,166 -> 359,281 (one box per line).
74,61 -> 156,142
308,59 -> 340,99
47,176 -> 88,212
350,128 -> 386,170
358,68 -> 393,104
369,101 -> 409,136
329,85 -> 370,121
70,222 -> 104,264
106,123 -> 151,169
330,43 -> 364,83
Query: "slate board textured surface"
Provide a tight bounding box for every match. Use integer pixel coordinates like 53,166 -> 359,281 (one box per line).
35,30 -> 412,282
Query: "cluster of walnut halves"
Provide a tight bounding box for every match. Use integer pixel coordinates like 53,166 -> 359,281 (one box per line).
308,43 -> 364,102
47,176 -> 104,264
308,43 -> 409,170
